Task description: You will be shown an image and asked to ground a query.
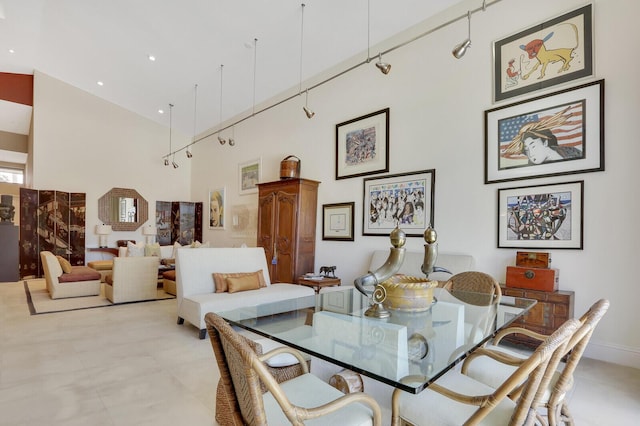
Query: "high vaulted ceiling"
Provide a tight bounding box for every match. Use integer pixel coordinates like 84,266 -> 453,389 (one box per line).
0,0 -> 464,138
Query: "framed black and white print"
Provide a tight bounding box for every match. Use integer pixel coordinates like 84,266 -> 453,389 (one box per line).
322,202 -> 355,241
485,79 -> 604,184
363,170 -> 435,237
498,180 -> 583,249
336,108 -> 389,180
493,4 -> 593,102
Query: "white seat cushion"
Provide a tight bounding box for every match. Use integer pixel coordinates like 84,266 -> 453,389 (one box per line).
464,344 -> 564,404
262,373 -> 376,426
396,371 -> 516,425
254,338 -> 300,368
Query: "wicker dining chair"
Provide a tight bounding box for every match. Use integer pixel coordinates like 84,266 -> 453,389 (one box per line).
205,312 -> 382,426
390,317 -> 580,426
462,298 -> 610,426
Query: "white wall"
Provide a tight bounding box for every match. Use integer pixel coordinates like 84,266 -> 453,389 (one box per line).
32,71 -> 192,255
188,0 -> 640,368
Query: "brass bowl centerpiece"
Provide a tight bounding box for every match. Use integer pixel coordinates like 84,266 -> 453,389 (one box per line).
379,275 -> 438,313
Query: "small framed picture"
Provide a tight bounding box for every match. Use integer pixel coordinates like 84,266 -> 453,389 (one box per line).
335,108 -> 389,180
497,180 -> 583,249
493,4 -> 593,102
209,188 -> 225,229
363,170 -> 435,237
322,202 -> 355,241
485,79 -> 604,184
238,158 -> 261,195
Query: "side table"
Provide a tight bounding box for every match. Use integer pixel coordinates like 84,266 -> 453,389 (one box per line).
297,277 -> 341,294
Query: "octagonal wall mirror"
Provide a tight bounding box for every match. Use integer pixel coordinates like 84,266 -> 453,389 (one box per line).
98,188 -> 148,231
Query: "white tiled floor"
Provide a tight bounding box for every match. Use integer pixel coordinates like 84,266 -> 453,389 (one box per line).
1,280 -> 638,425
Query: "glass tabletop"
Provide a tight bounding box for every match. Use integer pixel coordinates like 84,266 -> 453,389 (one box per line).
218,287 -> 535,394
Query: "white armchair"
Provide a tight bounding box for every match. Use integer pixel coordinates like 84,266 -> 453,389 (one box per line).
104,256 -> 160,303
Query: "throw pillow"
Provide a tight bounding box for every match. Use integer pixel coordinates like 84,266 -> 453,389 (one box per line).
56,255 -> 73,273
127,241 -> 145,257
144,242 -> 161,257
212,270 -> 267,293
226,275 -> 261,293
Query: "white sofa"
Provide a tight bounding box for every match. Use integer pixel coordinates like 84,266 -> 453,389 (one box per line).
176,247 -> 315,339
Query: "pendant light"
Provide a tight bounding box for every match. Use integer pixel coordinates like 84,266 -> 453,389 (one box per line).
217,64 -> 226,145
164,103 -> 174,166
169,104 -> 178,168
367,0 -> 391,75
452,10 -> 472,59
298,3 -> 314,118
187,84 -> 197,158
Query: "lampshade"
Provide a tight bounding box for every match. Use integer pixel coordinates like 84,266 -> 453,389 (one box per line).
95,224 -> 112,235
142,225 -> 157,236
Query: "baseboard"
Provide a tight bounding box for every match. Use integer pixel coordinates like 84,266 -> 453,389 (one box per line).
584,340 -> 640,369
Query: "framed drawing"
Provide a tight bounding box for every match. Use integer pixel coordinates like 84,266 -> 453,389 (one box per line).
498,180 -> 583,249
493,4 -> 592,102
336,108 -> 389,180
485,79 -> 604,184
209,188 -> 225,229
322,202 -> 355,241
363,169 -> 435,237
238,158 -> 261,195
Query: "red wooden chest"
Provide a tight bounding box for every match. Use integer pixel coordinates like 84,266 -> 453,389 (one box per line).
505,266 -> 559,292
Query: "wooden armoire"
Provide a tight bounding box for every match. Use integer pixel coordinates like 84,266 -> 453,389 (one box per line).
257,178 -> 319,283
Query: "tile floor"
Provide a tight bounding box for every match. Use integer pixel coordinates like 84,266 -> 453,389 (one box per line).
1,280 -> 638,425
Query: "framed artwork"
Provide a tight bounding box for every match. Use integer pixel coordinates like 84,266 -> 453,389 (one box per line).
363,169 -> 435,237
238,158 -> 261,195
335,108 -> 389,180
498,180 -> 583,249
493,4 -> 593,102
322,202 -> 355,241
485,79 -> 604,184
208,188 -> 225,229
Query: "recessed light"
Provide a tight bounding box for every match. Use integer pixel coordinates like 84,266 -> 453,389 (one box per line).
158,109 -> 164,114
97,81 -> 104,86
8,49 -> 15,54
148,54 -> 156,61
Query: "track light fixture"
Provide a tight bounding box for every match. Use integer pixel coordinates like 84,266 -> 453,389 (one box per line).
452,10 -> 472,59
172,158 -> 179,168
186,149 -> 193,158
303,89 -> 314,118
228,126 -> 235,146
375,53 -> 391,74
164,158 -> 169,166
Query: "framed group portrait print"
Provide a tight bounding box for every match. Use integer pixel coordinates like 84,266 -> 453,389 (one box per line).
363,169 -> 435,237
485,79 -> 604,184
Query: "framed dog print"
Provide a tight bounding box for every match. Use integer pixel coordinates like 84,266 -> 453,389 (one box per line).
336,108 -> 389,180
493,4 -> 592,102
498,180 -> 583,249
238,158 -> 261,195
485,79 -> 604,184
363,170 -> 435,237
209,188 -> 225,229
322,202 -> 355,241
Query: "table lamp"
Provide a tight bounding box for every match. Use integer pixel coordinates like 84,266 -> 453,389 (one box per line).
95,224 -> 112,248
142,225 -> 157,245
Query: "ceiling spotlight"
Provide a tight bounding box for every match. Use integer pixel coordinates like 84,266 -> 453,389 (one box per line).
228,138 -> 235,146
375,53 -> 391,75
452,11 -> 472,59
218,136 -> 226,145
172,160 -> 179,169
303,89 -> 315,119
164,158 -> 169,166
186,149 -> 193,158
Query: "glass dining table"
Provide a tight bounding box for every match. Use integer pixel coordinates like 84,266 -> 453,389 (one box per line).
217,286 -> 535,394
